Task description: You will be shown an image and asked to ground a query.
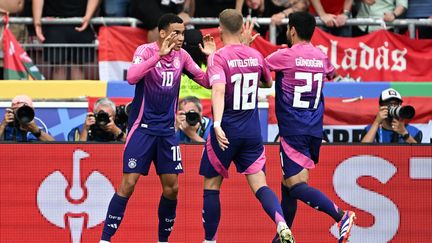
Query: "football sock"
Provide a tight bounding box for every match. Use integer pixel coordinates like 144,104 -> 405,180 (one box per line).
289,182 -> 343,222
255,186 -> 286,225
203,189 -> 220,241
281,183 -> 297,228
101,193 -> 129,241
158,195 -> 177,242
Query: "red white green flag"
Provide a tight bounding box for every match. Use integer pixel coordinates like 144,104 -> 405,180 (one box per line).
2,15 -> 44,80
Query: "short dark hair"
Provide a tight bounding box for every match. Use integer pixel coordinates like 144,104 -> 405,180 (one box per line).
288,11 -> 316,41
219,9 -> 243,34
158,13 -> 183,31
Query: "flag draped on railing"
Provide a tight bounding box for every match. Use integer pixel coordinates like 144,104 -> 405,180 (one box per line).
2,15 -> 44,80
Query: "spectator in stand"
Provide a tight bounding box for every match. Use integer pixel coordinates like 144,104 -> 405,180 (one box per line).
176,96 -> 212,143
239,0 -> 309,44
32,0 -> 99,80
361,88 -> 422,143
129,0 -> 191,42
0,0 -> 25,80
104,0 -> 130,17
0,95 -> 54,142
406,0 -> 431,39
354,0 -> 408,36
183,0 -> 238,29
310,0 -> 353,37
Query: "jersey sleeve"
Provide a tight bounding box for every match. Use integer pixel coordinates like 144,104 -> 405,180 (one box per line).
265,49 -> 283,72
182,50 -> 210,88
207,53 -> 226,86
126,44 -> 160,85
261,56 -> 273,85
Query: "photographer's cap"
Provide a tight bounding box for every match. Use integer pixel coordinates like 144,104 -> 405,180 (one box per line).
11,94 -> 33,107
379,88 -> 402,104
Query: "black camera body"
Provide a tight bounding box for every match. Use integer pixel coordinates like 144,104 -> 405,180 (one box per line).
185,110 -> 201,126
388,105 -> 415,120
8,104 -> 35,127
94,110 -> 110,126
115,103 -> 131,125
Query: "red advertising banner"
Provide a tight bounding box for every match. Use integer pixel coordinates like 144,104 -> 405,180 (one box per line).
311,28 -> 432,82
0,144 -> 431,242
98,26 -> 432,82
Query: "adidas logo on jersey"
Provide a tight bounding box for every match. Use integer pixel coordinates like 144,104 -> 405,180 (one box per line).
175,163 -> 183,170
108,223 -> 118,229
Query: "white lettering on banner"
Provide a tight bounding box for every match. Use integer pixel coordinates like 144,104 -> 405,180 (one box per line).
37,149 -> 115,243
315,41 -> 407,72
341,48 -> 357,70
410,157 -> 432,179
330,155 -> 399,242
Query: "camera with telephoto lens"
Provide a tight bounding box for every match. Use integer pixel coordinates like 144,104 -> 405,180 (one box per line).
185,110 -> 201,126
388,105 -> 415,120
115,103 -> 132,125
8,104 -> 35,127
94,110 -> 110,126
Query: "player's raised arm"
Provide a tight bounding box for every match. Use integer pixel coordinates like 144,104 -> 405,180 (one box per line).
127,32 -> 177,84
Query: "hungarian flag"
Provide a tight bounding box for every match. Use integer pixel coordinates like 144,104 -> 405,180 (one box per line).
2,15 -> 44,80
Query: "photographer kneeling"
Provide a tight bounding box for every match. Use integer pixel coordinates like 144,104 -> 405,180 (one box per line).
361,88 -> 422,144
79,98 -> 127,142
176,96 -> 212,143
0,95 -> 54,142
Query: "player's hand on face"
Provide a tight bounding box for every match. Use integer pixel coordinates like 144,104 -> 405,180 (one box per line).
214,126 -> 229,151
199,34 -> 216,56
241,18 -> 260,46
2,108 -> 15,124
375,106 -> 388,124
159,32 -> 177,57
84,112 -> 96,130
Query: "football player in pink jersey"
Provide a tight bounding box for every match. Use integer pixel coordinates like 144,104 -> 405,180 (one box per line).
265,11 -> 356,243
100,13 -> 215,243
199,9 -> 294,243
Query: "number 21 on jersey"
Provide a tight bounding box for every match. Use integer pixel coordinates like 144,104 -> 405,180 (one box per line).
293,71 -> 323,109
231,72 -> 258,110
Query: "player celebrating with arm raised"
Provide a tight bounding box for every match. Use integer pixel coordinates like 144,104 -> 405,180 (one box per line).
100,13 -> 215,243
199,9 -> 294,243
265,11 -> 356,243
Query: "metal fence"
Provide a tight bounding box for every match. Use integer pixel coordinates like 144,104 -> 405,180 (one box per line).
2,17 -> 431,80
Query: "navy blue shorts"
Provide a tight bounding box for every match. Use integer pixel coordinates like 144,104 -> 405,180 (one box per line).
279,135 -> 321,179
199,130 -> 266,178
123,129 -> 183,175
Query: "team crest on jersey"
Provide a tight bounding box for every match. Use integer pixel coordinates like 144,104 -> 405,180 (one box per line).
128,158 -> 137,169
133,56 -> 142,64
173,57 -> 180,69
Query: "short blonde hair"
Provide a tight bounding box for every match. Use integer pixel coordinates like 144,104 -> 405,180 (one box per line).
219,9 -> 243,34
